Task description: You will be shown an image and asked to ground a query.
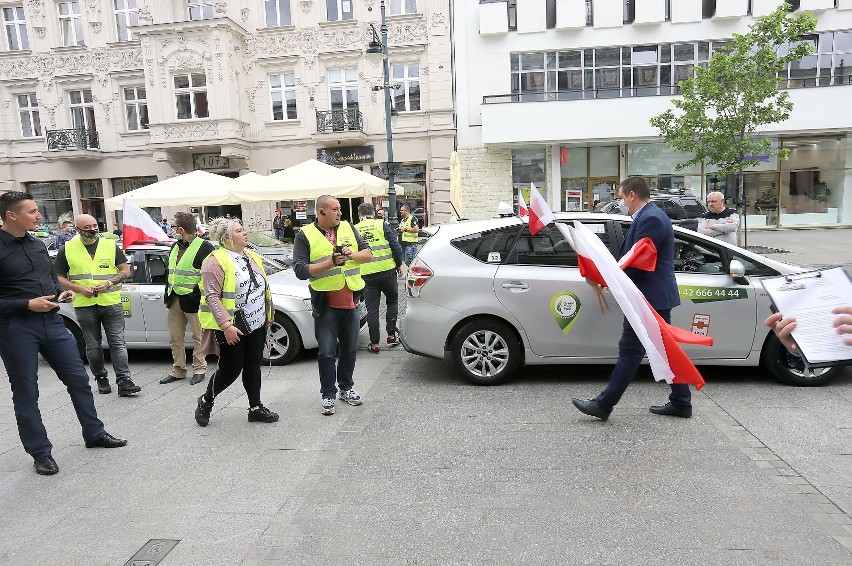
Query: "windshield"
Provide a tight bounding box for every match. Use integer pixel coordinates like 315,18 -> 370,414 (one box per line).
248,231 -> 288,248
260,255 -> 287,274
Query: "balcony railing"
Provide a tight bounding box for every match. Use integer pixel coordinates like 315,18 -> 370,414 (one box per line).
46,128 -> 100,150
316,108 -> 363,133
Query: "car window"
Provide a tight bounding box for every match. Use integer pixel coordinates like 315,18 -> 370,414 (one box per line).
511,222 -> 612,267
680,199 -> 706,218
124,251 -> 143,283
451,226 -> 521,263
659,200 -> 681,219
673,236 -> 724,274
146,253 -> 168,284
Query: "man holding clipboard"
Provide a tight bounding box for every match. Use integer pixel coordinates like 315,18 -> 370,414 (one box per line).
762,266 -> 852,369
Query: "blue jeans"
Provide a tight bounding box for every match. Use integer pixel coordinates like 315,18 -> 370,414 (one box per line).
402,244 -> 417,266
75,303 -> 132,383
0,312 -> 105,459
314,304 -> 360,399
274,228 -> 284,241
594,309 -> 691,412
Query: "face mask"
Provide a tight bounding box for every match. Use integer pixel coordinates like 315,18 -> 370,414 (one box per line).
67,227 -> 75,234
79,229 -> 98,238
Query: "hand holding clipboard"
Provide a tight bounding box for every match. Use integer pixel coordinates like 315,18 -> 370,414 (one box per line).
766,305 -> 852,352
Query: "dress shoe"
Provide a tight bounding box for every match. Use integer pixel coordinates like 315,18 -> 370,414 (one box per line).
117,378 -> 141,396
195,394 -> 213,427
85,432 -> 128,448
33,455 -> 59,475
189,373 -> 206,385
649,402 -> 693,418
159,375 -> 183,384
571,398 -> 611,421
96,377 -> 111,394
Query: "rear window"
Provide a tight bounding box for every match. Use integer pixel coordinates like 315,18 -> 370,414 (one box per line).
680,199 -> 706,218
451,226 -> 522,263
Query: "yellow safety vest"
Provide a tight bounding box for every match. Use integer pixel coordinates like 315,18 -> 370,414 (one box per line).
167,236 -> 204,296
401,215 -> 418,243
198,248 -> 272,330
302,222 -> 365,292
355,218 -> 395,276
65,236 -> 122,307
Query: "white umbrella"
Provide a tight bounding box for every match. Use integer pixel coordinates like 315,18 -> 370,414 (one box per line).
105,170 -> 236,211
339,166 -> 389,195
231,171 -> 271,190
229,159 -> 375,202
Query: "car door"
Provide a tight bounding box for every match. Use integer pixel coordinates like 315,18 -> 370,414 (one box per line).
493,220 -> 623,358
119,251 -> 147,344
668,231 -> 758,359
138,251 -> 171,344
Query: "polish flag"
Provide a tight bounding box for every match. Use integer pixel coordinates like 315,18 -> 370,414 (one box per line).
196,217 -> 206,236
557,221 -> 710,390
517,190 -> 529,218
122,199 -> 170,250
577,236 -> 659,287
528,183 -> 555,235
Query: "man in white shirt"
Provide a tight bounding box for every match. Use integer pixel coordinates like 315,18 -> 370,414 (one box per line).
698,191 -> 739,245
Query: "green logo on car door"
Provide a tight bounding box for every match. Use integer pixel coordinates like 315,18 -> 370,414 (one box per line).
550,292 -> 581,335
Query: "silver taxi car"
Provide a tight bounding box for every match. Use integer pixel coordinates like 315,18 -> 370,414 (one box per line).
401,212 -> 840,387
56,242 -> 325,365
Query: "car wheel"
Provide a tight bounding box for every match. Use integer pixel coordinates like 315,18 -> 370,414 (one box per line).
263,312 -> 302,366
761,334 -> 841,387
450,319 -> 521,385
62,317 -> 87,363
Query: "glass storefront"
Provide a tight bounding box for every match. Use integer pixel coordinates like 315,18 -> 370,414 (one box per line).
25,181 -> 73,231
512,148 -> 547,213
559,146 -> 620,211
370,163 -> 427,226
80,179 -> 105,230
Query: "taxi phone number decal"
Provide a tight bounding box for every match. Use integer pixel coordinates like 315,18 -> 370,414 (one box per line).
120,293 -> 132,317
678,285 -> 748,303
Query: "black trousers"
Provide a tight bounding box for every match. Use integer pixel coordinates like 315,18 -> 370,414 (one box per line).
0,311 -> 105,459
206,326 -> 266,408
363,270 -> 399,344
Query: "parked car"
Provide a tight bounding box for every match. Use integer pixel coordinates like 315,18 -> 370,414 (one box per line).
55,242 -> 363,365
401,212 -> 840,387
596,194 -> 707,231
247,231 -> 294,264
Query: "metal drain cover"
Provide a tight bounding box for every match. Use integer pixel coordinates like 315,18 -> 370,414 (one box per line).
124,539 -> 180,565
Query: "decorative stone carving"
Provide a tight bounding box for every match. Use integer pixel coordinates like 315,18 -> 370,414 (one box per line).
215,1 -> 227,17
363,0 -> 375,10
241,8 -> 249,21
303,56 -> 314,70
0,48 -> 143,86
299,0 -> 312,14
33,26 -> 46,38
149,120 -> 246,141
387,21 -> 427,45
85,0 -> 98,12
430,12 -> 447,34
137,6 -> 153,23
37,98 -> 59,128
93,93 -> 119,125
246,81 -> 265,112
90,21 -> 102,34
27,0 -> 44,21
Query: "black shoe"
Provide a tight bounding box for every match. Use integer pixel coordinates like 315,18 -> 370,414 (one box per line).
33,455 -> 59,475
159,375 -> 182,384
649,402 -> 693,418
96,378 -> 111,394
117,379 -> 141,396
195,395 -> 213,427
571,398 -> 611,421
248,405 -> 279,423
85,432 -> 127,448
387,333 -> 399,346
189,373 -> 206,385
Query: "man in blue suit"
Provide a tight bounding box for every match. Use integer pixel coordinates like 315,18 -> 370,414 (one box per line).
572,177 -> 692,420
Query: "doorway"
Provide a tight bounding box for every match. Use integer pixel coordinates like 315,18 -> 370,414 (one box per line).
588,178 -> 618,210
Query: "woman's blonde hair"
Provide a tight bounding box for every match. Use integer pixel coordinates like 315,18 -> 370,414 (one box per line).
208,217 -> 241,246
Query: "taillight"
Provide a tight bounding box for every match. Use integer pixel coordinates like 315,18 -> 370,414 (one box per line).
406,259 -> 433,297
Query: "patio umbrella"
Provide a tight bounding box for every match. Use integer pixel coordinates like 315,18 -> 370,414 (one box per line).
229,159 -> 368,202
105,170 -> 236,211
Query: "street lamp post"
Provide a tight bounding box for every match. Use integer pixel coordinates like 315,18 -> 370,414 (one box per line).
366,0 -> 400,229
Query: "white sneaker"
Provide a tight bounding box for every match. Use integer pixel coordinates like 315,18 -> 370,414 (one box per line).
321,397 -> 335,416
339,389 -> 363,406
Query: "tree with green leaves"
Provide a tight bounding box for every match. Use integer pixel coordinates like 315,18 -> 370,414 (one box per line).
650,3 -> 817,246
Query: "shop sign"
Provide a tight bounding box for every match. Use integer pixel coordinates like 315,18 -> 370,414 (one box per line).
193,153 -> 231,170
317,146 -> 374,166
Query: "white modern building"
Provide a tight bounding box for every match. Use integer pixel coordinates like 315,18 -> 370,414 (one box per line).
454,0 -> 852,228
0,0 -> 454,231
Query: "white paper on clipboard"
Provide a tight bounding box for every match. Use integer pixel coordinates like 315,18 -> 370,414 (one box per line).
761,267 -> 852,367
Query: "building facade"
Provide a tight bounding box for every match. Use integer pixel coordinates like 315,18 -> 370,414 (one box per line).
455,0 -> 852,228
0,0 -> 454,231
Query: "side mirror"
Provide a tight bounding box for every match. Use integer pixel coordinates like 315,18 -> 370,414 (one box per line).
729,259 -> 747,284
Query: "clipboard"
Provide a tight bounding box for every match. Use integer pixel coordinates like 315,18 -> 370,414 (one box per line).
761,267 -> 852,369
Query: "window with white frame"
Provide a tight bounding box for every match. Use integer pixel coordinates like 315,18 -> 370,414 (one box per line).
69,89 -> 96,130
58,1 -> 84,46
326,0 -> 353,21
389,0 -> 416,15
269,73 -> 297,120
174,73 -> 209,119
123,86 -> 148,130
391,63 -> 420,111
114,0 -> 138,42
3,6 -> 29,51
188,0 -> 214,20
17,94 -> 41,137
264,0 -> 291,26
329,68 -> 358,110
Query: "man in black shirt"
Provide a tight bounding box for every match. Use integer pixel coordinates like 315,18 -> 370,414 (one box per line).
0,192 -> 127,476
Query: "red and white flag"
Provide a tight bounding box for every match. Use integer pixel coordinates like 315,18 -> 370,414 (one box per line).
528,183 -> 555,235
557,221 -> 710,390
517,190 -> 529,218
122,199 -> 170,250
196,217 -> 206,236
